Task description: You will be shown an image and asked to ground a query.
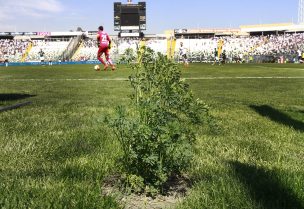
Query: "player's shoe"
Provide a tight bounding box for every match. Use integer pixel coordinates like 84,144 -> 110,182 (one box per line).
111,65 -> 116,71
104,64 -> 109,71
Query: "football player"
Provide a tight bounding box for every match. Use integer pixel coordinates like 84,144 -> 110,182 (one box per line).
179,42 -> 189,67
97,26 -> 115,71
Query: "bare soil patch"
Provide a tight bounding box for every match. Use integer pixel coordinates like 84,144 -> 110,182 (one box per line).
102,174 -> 192,209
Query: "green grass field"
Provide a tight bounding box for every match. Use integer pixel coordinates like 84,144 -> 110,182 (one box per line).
0,63 -> 304,208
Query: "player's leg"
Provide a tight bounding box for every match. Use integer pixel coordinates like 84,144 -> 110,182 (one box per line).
41,57 -> 45,66
184,54 -> 189,67
105,49 -> 115,70
101,48 -> 109,70
182,55 -> 186,67
97,47 -> 106,67
212,56 -> 216,65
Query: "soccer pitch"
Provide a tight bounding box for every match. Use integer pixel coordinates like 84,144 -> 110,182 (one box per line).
0,63 -> 304,208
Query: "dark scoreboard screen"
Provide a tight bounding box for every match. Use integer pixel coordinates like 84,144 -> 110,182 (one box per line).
114,2 -> 146,31
121,13 -> 139,26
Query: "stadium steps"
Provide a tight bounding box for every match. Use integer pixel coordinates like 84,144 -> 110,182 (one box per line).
60,35 -> 83,61
71,42 -> 84,60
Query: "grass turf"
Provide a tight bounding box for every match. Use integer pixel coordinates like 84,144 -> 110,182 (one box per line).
0,63 -> 303,208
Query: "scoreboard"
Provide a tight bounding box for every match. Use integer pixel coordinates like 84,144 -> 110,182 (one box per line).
114,2 -> 146,33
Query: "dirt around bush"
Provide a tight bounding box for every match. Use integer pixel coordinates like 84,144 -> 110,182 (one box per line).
102,174 -> 192,209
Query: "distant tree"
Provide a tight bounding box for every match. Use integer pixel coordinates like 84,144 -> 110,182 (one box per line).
76,27 -> 84,32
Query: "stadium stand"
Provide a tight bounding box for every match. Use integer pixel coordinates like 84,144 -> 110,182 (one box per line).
0,39 -> 31,62
25,39 -> 70,62
174,33 -> 304,63
117,38 -> 138,55
72,38 -> 99,61
1,30 -> 304,64
146,39 -> 167,54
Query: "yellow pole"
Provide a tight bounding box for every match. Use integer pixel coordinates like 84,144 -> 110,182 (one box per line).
21,42 -> 33,62
167,37 -> 176,60
217,39 -> 224,58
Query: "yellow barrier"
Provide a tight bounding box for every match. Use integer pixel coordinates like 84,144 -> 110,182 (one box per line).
137,39 -> 146,63
21,42 -> 33,62
166,38 -> 176,59
217,39 -> 224,58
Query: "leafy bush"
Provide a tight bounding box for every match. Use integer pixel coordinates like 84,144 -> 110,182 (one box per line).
107,47 -> 209,194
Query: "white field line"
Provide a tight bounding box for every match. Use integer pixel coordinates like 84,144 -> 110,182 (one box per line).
0,78 -> 129,81
255,66 -> 304,71
185,77 -> 304,80
0,77 -> 304,81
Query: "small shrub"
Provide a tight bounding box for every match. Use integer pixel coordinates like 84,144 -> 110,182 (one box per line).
106,47 -> 209,194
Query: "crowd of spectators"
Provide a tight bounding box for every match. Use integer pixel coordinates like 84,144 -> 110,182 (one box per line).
72,38 -> 98,61
25,40 -> 70,62
72,37 -> 167,62
177,33 -> 304,63
0,39 -> 30,62
1,33 -> 304,64
73,34 -> 304,64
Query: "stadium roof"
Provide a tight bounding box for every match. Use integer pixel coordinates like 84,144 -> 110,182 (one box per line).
240,23 -> 304,33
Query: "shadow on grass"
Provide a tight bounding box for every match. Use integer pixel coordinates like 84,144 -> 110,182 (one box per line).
230,161 -> 304,209
250,105 -> 304,132
0,93 -> 35,101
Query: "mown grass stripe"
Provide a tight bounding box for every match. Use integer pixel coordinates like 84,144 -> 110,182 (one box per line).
0,77 -> 304,82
